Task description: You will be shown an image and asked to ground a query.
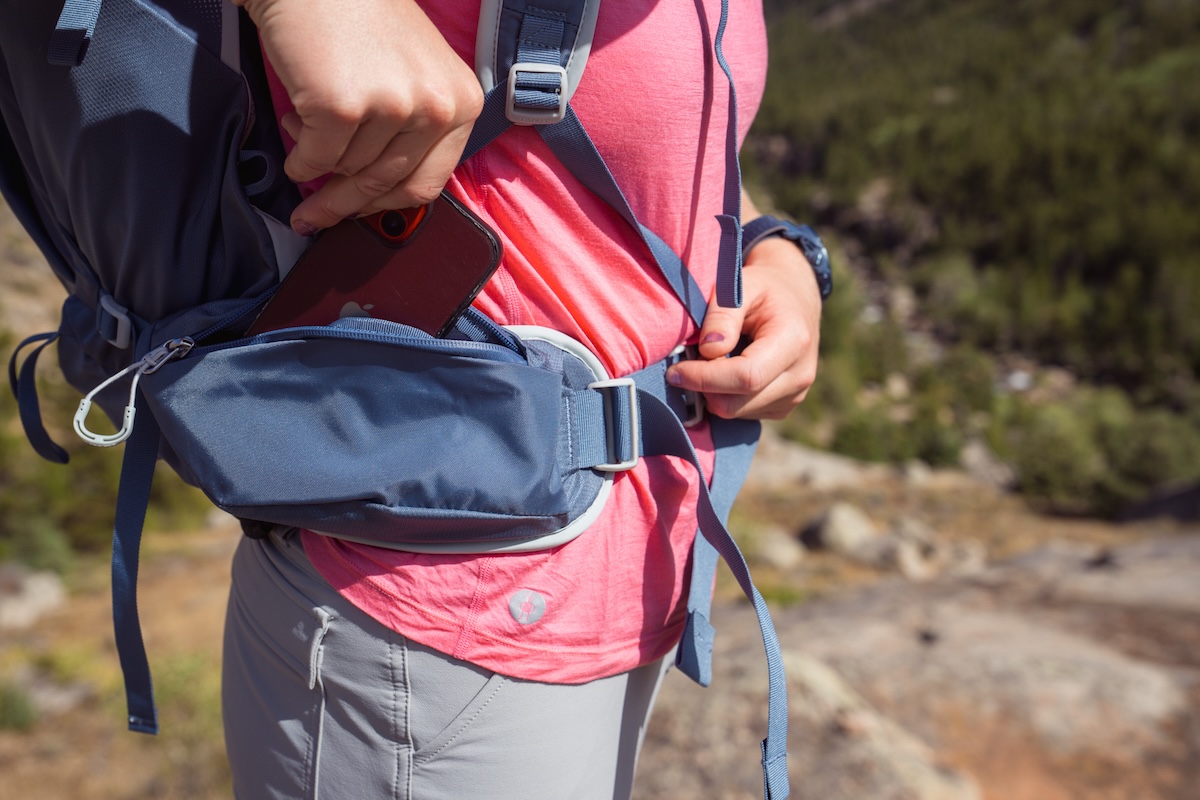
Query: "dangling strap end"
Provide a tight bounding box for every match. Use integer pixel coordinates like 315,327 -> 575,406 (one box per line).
47,29 -> 91,67
9,332 -> 70,464
675,609 -> 715,687
111,392 -> 164,737
715,213 -> 743,309
127,714 -> 159,736
761,740 -> 791,800
48,0 -> 104,67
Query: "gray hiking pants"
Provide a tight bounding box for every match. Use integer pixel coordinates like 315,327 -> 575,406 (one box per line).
222,529 -> 672,800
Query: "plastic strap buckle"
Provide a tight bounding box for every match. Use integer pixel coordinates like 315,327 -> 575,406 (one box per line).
668,345 -> 705,427
506,62 -> 569,125
588,377 -> 641,472
98,294 -> 133,349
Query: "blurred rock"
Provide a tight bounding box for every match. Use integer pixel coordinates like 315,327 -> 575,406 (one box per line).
901,458 -> 934,486
894,516 -> 938,547
761,534 -> 1200,799
753,526 -> 807,571
806,503 -> 892,567
893,538 -> 936,581
747,426 -> 888,491
10,665 -> 92,717
0,563 -> 65,630
890,518 -> 987,580
642,533 -> 1200,799
959,438 -> 1016,490
640,628 -> 982,800
937,539 -> 987,577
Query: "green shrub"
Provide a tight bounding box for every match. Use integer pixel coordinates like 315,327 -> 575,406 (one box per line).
0,681 -> 36,732
1100,407 -> 1200,509
855,314 -> 909,387
908,400 -> 965,468
1010,403 -> 1106,513
0,518 -> 75,575
754,0 -> 1200,398
830,409 -> 913,464
1005,387 -> 1200,515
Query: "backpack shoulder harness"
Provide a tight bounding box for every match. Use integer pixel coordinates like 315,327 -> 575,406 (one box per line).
0,2 -> 790,797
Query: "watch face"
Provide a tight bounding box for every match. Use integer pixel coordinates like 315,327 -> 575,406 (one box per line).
786,224 -> 834,301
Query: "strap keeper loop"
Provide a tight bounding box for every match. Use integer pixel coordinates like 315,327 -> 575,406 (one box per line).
588,377 -> 640,472
98,294 -> 133,349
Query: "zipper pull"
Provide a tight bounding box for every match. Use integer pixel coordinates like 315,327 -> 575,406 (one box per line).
73,338 -> 194,447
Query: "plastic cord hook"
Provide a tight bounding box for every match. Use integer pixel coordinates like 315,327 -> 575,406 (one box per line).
73,361 -> 144,447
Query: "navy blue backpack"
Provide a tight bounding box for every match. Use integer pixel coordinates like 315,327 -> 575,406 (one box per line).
0,1 -> 791,796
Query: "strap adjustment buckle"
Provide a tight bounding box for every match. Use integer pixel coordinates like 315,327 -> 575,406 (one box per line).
668,345 -> 705,427
506,62 -> 569,125
588,377 -> 640,472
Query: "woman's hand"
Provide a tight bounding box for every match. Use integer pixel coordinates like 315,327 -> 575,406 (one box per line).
667,224 -> 823,421
236,0 -> 484,234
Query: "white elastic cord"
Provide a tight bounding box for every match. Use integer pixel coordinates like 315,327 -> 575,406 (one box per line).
73,361 -> 146,447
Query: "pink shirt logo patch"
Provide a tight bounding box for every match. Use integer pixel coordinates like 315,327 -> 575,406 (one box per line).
508,590 -> 547,625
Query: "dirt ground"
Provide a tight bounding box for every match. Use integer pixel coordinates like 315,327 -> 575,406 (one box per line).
1,474 -> 1191,799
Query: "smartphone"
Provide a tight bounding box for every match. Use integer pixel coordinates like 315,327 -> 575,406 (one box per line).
247,192 -> 502,337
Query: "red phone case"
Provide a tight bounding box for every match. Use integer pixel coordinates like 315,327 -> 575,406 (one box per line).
247,193 -> 502,336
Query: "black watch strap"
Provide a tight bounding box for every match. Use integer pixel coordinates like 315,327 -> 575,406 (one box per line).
741,215 -> 833,300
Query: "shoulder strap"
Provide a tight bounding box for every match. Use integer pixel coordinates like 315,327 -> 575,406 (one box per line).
466,0 -> 744,325
469,4 -> 786,797
474,0 -> 600,111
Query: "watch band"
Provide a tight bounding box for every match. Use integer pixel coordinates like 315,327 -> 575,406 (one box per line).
741,215 -> 833,300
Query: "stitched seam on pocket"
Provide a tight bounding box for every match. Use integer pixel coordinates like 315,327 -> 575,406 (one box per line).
411,678 -> 507,767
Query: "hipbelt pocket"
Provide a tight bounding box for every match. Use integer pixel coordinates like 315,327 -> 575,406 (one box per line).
137,307 -> 623,553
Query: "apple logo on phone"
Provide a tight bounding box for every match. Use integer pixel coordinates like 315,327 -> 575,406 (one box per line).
340,301 -> 375,319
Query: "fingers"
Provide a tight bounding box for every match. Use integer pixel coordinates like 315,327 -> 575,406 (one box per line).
694,296 -> 746,360
247,0 -> 484,235
289,130 -> 441,232
284,72 -> 482,230
667,236 -> 823,420
670,323 -> 815,419
283,109 -> 357,186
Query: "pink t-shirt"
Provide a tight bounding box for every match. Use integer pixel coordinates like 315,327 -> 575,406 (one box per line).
267,0 -> 768,683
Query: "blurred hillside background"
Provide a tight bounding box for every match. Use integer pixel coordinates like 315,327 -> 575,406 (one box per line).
1,1 -> 1199,798
749,0 -> 1200,517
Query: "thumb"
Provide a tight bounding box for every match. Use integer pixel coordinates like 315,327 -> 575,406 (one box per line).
694,295 -> 747,360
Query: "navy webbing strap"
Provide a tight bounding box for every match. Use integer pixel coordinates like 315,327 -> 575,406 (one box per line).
712,0 -> 743,309
675,415 -> 760,688
8,333 -> 70,465
111,390 -> 161,734
509,6 -> 568,112
466,90 -> 712,327
638,392 -> 789,800
538,111 -> 711,327
49,0 -> 104,66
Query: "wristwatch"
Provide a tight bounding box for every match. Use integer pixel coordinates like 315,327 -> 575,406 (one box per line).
741,215 -> 833,301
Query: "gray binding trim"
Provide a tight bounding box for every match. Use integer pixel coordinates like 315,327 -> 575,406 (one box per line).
254,209 -> 310,279
474,0 -> 600,103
